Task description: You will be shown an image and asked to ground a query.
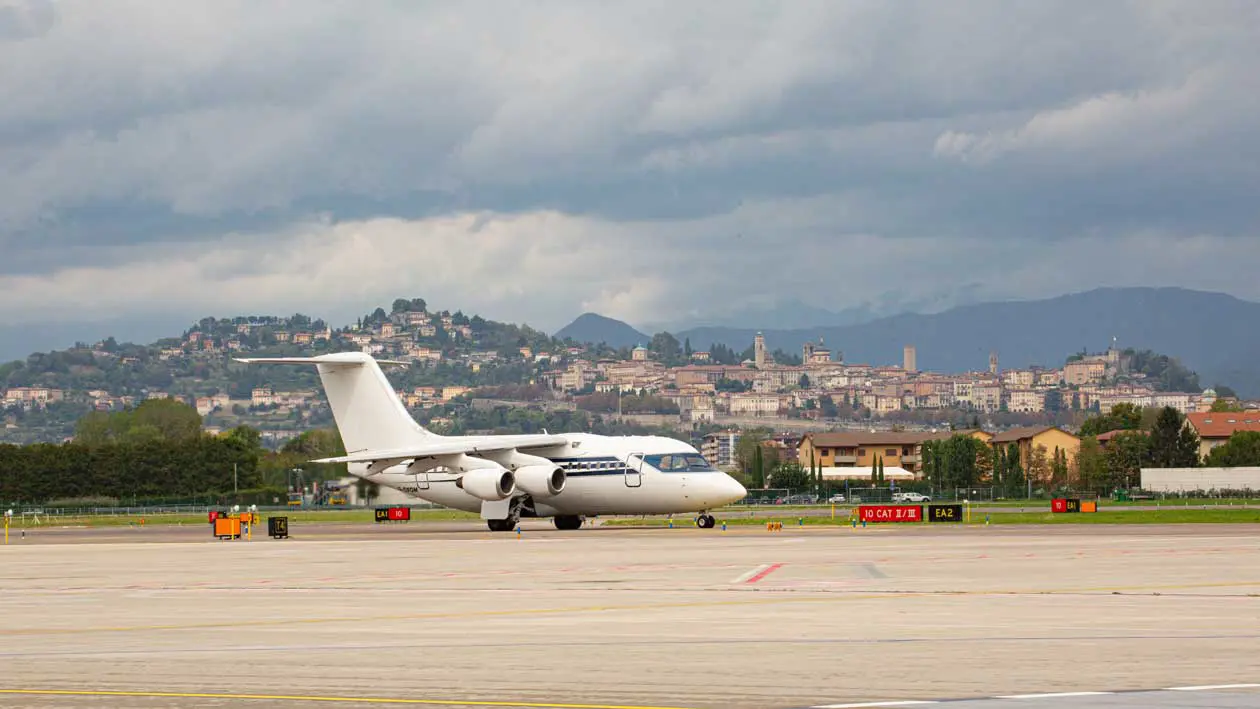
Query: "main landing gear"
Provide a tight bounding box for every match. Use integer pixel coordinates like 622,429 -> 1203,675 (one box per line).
696,514 -> 716,529
486,497 -> 523,532
553,515 -> 583,531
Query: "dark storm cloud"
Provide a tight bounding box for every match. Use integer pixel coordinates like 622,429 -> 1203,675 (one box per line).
0,0 -> 1257,332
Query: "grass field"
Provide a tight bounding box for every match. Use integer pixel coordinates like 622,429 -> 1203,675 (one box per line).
606,508 -> 1260,526
9,508 -> 479,528
12,503 -> 1260,530
728,498 -> 1260,510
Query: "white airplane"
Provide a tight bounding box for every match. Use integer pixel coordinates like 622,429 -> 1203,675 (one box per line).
238,352 -> 747,531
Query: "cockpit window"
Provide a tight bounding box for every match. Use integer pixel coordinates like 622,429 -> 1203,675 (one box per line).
642,453 -> 718,472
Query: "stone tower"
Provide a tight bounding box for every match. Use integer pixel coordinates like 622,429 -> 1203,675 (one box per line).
989,351 -> 999,375
754,332 -> 766,368
903,345 -> 917,373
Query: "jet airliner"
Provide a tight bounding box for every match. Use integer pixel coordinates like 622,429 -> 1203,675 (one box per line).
238,352 -> 747,531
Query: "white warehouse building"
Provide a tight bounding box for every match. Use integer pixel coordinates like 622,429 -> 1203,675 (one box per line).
1140,467 -> 1260,493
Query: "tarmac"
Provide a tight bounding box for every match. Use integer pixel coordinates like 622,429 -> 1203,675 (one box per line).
0,520 -> 1257,709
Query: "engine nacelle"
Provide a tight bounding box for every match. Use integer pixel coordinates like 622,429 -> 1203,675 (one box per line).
514,464 -> 565,497
457,466 -> 516,501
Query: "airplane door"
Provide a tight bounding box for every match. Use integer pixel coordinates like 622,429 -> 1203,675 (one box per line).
625,452 -> 643,488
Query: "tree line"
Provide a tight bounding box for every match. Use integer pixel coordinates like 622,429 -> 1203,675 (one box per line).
0,399 -> 353,505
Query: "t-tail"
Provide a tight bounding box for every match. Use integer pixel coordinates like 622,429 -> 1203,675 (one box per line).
234,352 -> 437,454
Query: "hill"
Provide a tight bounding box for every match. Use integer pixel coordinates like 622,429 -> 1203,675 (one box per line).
554,313 -> 648,349
0,298 -> 569,444
667,287 -> 1260,396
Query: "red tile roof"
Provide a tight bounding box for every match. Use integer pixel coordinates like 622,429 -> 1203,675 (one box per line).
1096,429 -> 1147,443
1185,412 -> 1260,439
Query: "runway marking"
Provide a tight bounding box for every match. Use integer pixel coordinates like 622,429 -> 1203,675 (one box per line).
0,689 -> 695,709
996,691 -> 1113,699
1167,683 -> 1260,691
813,701 -> 937,708
732,563 -> 782,584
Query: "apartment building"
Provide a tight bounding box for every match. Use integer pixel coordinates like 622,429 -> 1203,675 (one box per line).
701,430 -> 741,469
798,430 -> 957,474
1007,389 -> 1046,413
729,393 -> 783,417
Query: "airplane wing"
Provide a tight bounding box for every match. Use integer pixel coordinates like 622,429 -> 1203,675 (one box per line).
311,434 -> 569,465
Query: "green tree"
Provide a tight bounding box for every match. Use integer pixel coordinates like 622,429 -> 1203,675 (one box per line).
1206,430 -> 1260,467
752,445 -> 765,489
1023,445 -> 1053,491
975,444 -> 995,484
1050,447 -> 1069,488
648,332 -> 683,365
771,461 -> 811,491
1210,398 -> 1245,413
1146,406 -> 1200,468
735,431 -> 769,478
1080,403 -> 1144,437
1074,437 -> 1108,492
1005,443 -> 1025,497
1106,431 -> 1149,489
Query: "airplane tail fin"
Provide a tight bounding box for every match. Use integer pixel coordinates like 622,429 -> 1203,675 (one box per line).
236,353 -> 437,454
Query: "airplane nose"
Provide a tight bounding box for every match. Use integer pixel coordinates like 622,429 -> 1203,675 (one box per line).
722,475 -> 747,503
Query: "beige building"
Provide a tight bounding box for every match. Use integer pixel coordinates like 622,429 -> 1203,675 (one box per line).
987,426 -> 1081,474
1064,359 -> 1107,386
1184,411 -> 1260,461
798,431 -> 959,474
1007,389 -> 1046,413
728,393 -> 782,417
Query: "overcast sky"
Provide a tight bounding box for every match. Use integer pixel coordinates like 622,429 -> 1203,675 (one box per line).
2,0 -> 1258,349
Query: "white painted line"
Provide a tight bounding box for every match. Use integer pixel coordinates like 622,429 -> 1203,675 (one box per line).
731,564 -> 772,584
1167,684 -> 1260,691
996,692 -> 1113,699
812,703 -> 935,709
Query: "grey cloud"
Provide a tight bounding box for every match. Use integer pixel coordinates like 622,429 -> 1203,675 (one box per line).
0,0 -> 55,41
0,1 -> 1258,333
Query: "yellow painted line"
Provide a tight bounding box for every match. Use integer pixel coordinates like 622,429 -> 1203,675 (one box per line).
0,689 -> 694,709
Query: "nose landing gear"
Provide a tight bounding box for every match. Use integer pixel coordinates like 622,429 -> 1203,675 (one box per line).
695,513 -> 716,529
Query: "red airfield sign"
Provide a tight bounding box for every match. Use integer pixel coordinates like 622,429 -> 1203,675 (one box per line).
858,505 -> 923,523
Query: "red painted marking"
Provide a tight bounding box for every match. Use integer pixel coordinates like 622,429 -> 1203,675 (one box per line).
744,563 -> 783,584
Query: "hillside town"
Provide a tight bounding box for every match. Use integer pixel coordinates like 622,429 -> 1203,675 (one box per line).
0,300 -> 1249,454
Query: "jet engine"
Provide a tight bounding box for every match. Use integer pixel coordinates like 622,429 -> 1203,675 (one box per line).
457,466 -> 516,501
479,450 -> 566,498
513,464 -> 565,497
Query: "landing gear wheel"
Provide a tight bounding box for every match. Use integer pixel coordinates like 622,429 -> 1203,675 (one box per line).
554,515 -> 583,531
696,514 -> 716,529
487,519 -> 514,532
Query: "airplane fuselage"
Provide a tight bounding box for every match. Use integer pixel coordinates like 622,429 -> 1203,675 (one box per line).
356,432 -> 746,517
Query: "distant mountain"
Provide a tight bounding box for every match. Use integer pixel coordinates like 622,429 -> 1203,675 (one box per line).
554,313 -> 649,349
669,288 -> 1260,397
644,298 -> 882,333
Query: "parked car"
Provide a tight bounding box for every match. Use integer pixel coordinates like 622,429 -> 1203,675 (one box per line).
893,492 -> 931,502
827,494 -> 847,504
